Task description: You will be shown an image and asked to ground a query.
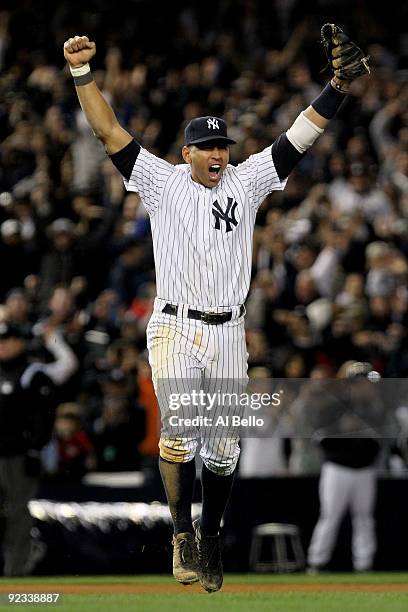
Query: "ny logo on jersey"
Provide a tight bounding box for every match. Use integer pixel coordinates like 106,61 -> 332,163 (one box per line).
207,117 -> 219,130
212,197 -> 238,232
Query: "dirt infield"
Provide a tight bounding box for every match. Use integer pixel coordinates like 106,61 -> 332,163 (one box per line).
1,583 -> 408,594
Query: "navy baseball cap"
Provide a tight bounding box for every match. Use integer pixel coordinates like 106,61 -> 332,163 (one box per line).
184,116 -> 236,146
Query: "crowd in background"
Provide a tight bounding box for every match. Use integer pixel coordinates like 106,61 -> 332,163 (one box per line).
0,0 -> 408,478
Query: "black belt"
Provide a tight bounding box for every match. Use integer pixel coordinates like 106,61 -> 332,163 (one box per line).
162,303 -> 244,325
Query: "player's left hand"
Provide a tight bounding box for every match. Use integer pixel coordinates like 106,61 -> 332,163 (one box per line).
321,23 -> 370,86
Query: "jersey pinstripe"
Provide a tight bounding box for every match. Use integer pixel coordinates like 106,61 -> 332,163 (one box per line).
123,145 -> 286,308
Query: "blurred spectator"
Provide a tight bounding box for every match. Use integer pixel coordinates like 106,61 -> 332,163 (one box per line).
136,358 -> 160,466
52,402 -> 96,480
365,241 -> 399,297
3,287 -> 33,337
38,219 -> 79,305
109,239 -> 152,306
93,392 -> 146,471
0,322 -> 56,576
0,220 -> 34,299
330,163 -> 392,222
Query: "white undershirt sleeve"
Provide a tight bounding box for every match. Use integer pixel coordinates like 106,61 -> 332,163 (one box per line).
286,112 -> 324,154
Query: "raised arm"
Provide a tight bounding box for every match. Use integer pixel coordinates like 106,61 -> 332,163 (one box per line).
272,24 -> 370,181
63,35 -> 132,155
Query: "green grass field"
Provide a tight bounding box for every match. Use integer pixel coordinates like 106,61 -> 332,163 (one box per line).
1,573 -> 408,611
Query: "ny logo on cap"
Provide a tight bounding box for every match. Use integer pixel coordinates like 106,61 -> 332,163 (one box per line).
207,117 -> 219,130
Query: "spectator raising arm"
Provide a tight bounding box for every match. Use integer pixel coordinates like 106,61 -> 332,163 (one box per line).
41,325 -> 79,385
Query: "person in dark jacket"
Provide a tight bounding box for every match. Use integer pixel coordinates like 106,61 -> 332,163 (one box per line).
307,361 -> 382,572
0,220 -> 34,301
0,322 -> 56,576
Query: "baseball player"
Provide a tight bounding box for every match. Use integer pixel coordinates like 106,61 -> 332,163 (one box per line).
307,361 -> 381,572
64,24 -> 369,592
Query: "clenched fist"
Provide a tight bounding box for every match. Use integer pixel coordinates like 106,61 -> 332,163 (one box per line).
63,35 -> 96,67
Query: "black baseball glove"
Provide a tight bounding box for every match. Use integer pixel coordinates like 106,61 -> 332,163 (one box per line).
321,23 -> 370,82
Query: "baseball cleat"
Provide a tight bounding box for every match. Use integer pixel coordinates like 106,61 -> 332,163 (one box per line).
193,519 -> 223,593
306,565 -> 321,575
172,532 -> 199,584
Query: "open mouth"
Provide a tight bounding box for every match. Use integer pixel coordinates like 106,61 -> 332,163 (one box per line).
208,164 -> 221,181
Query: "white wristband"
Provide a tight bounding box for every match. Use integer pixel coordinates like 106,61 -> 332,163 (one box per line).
70,63 -> 91,77
286,111 -> 324,154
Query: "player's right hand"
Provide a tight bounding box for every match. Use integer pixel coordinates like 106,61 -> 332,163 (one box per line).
63,35 -> 96,67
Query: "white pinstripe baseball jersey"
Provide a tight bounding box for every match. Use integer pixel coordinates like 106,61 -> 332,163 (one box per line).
124,145 -> 286,308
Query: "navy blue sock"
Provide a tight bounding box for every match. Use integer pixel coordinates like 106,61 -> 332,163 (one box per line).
200,464 -> 235,536
159,457 -> 196,534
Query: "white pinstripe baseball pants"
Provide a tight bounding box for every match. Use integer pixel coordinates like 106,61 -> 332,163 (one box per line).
147,298 -> 248,475
307,461 -> 377,571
